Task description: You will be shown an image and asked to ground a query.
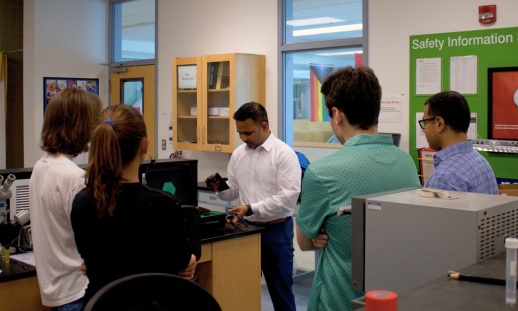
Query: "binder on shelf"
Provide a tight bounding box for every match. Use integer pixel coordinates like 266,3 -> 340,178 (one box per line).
418,148 -> 437,186
215,63 -> 224,89
221,76 -> 229,89
209,63 -> 219,89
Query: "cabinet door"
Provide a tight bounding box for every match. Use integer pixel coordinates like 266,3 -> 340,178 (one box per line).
173,57 -> 202,151
202,54 -> 234,152
174,53 -> 265,153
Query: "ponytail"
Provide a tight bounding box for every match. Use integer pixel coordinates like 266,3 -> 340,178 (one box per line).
85,105 -> 147,219
85,121 -> 123,218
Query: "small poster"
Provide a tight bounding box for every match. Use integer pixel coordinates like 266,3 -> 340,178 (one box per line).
178,65 -> 197,89
380,96 -> 403,122
416,58 -> 441,95
450,55 -> 478,94
43,77 -> 99,113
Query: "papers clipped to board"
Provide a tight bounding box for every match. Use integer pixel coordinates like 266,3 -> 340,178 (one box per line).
420,188 -> 459,200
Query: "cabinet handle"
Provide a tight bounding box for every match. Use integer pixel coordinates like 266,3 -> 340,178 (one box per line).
202,127 -> 205,144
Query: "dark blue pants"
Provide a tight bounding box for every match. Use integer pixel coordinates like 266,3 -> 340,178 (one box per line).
51,298 -> 84,311
260,217 -> 296,311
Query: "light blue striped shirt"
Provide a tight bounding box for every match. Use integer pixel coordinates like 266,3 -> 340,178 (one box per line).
425,141 -> 498,194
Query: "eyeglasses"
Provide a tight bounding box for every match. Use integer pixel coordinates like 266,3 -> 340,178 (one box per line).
418,116 -> 437,129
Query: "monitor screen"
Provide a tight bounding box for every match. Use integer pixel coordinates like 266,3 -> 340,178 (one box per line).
379,133 -> 401,147
488,67 -> 518,140
139,159 -> 198,207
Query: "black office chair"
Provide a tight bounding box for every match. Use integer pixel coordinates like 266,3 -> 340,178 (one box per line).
84,273 -> 222,311
181,205 -> 202,260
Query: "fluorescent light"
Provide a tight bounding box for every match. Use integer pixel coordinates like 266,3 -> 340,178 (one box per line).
316,50 -> 363,56
294,23 -> 363,37
287,17 -> 344,27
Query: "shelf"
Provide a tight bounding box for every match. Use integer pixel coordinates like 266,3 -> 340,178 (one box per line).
208,116 -> 230,119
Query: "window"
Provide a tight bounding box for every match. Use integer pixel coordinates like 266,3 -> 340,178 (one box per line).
281,0 -> 367,147
110,0 -> 156,63
284,0 -> 363,44
121,79 -> 144,114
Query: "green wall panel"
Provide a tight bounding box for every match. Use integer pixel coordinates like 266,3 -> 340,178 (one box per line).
409,27 -> 518,180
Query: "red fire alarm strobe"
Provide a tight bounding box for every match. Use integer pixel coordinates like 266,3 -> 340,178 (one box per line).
479,5 -> 496,24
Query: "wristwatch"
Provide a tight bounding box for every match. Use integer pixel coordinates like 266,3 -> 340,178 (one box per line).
245,204 -> 253,216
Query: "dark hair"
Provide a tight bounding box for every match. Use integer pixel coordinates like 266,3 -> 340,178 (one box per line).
85,105 -> 147,218
233,102 -> 268,126
425,91 -> 470,133
320,66 -> 382,130
41,87 -> 102,156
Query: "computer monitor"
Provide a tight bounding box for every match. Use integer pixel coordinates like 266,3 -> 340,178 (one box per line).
139,159 -> 198,207
379,132 -> 401,147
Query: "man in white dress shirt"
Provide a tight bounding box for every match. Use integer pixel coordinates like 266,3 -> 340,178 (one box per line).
212,102 -> 301,311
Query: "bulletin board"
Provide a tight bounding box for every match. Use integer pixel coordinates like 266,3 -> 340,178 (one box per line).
409,27 -> 518,179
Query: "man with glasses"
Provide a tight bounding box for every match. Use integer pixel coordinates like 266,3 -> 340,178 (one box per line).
419,90 -> 498,194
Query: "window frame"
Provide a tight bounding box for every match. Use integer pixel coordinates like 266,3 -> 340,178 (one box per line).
109,0 -> 157,67
278,0 -> 369,146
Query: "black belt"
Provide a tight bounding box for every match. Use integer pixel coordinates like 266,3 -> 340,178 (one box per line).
248,217 -> 290,226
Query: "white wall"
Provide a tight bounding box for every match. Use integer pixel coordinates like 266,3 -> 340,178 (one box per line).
23,0 -> 109,168
156,0 -> 278,179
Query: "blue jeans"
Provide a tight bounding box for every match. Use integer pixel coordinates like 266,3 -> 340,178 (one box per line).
260,217 -> 296,311
51,299 -> 84,311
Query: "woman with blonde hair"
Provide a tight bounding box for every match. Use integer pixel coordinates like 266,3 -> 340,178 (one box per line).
71,104 -> 196,305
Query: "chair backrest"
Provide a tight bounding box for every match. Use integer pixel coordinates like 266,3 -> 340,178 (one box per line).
84,272 -> 221,311
181,205 -> 202,260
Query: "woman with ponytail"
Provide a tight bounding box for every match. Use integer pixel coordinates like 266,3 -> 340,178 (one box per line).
71,105 -> 196,304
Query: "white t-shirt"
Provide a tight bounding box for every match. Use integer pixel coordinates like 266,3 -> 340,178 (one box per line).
218,133 -> 301,222
29,152 -> 88,307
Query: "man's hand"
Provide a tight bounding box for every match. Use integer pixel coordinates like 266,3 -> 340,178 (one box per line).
80,261 -> 87,276
312,229 -> 329,249
178,254 -> 197,280
228,205 -> 247,220
205,179 -> 220,192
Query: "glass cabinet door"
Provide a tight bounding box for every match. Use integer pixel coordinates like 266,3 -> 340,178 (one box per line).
204,59 -> 231,152
173,53 -> 265,153
173,57 -> 202,151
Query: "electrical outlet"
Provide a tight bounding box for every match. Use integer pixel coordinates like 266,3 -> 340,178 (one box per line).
161,139 -> 166,150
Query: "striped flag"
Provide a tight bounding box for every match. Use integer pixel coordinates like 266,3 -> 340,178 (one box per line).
310,64 -> 334,122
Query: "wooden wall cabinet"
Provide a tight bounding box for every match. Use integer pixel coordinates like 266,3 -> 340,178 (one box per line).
172,53 -> 265,153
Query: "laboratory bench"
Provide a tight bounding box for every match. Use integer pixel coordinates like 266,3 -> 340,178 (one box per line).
0,257 -> 49,311
353,252 -> 517,310
0,224 -> 264,311
198,181 -> 317,283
